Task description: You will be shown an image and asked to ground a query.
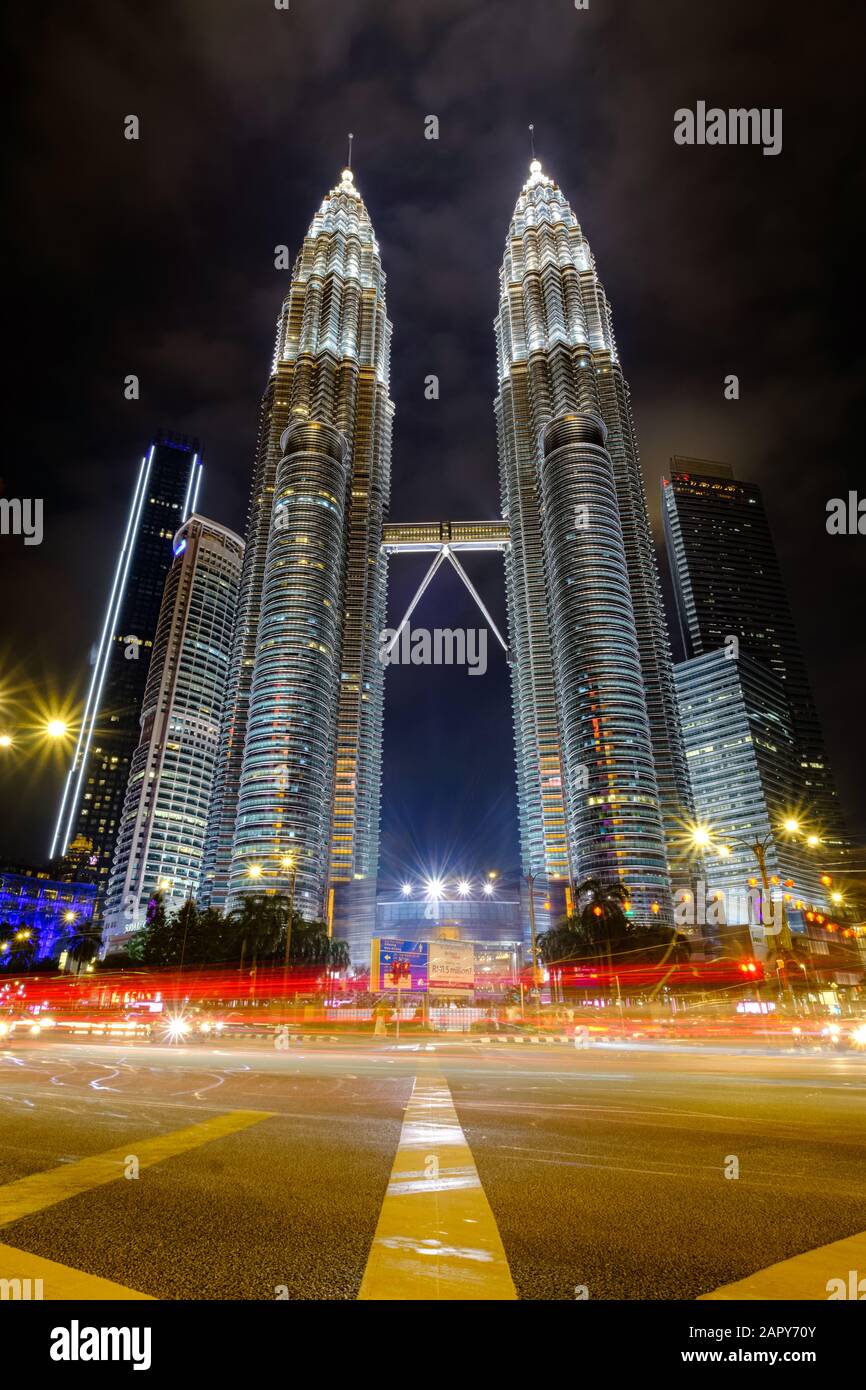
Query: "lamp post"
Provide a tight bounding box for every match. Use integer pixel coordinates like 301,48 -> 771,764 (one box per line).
281,855 -> 297,997
525,872 -> 541,994
689,820 -> 829,1007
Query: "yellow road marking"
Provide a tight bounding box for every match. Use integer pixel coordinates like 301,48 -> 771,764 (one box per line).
0,1242 -> 153,1300
358,1074 -> 517,1300
0,1109 -> 273,1228
700,1229 -> 866,1300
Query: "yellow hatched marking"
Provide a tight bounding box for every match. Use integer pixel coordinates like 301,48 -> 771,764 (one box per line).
0,1109 -> 273,1228
700,1229 -> 866,1300
0,1242 -> 154,1300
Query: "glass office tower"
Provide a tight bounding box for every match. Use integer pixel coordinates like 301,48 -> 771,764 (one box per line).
50,433 -> 203,915
662,458 -> 847,852
207,168 -> 393,959
675,648 -> 828,935
495,159 -> 684,923
102,515 -> 243,952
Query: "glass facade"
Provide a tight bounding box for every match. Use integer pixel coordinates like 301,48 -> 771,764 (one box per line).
210,169 -> 393,961
228,422 -> 348,915
662,459 -> 847,853
495,161 -> 685,923
51,433 -> 203,918
674,649 -> 826,925
102,515 -> 243,950
376,895 -> 522,949
541,415 -> 671,920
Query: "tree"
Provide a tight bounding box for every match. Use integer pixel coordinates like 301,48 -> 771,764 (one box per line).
130,892 -> 179,966
227,894 -> 288,965
574,878 -> 629,943
0,924 -> 41,970
60,916 -> 101,971
328,938 -> 350,970
537,921 -> 587,965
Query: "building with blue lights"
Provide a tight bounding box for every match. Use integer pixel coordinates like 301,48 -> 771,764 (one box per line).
50,432 -> 205,917
0,866 -> 97,965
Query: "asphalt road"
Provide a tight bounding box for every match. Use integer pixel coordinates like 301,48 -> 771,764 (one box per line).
1,1036 -> 864,1300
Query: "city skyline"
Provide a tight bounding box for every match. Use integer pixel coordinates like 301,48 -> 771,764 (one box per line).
2,0 -> 865,1323
7,148 -> 853,961
3,2 -> 864,880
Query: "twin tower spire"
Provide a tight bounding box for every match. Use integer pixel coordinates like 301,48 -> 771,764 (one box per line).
201,156 -> 690,950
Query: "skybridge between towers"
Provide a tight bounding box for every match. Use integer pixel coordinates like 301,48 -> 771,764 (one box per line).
380,520 -> 511,660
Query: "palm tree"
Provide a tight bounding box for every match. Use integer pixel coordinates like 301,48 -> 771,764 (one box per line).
574,878 -> 629,941
228,895 -> 287,965
328,939 -> 350,970
537,921 -> 587,966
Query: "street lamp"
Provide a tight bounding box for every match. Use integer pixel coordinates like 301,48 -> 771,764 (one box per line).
0,733 -> 12,749
246,863 -> 263,881
523,872 -> 541,991
457,879 -> 471,897
45,719 -> 67,739
280,854 -> 298,982
401,882 -> 413,897
688,820 -> 801,962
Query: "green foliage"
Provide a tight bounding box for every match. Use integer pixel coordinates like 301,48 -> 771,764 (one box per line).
129,891 -> 351,969
537,878 -> 691,969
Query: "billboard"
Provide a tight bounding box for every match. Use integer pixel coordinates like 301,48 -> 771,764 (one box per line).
428,940 -> 475,995
370,938 -> 429,992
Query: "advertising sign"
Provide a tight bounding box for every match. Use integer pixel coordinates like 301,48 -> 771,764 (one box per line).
371,938 -> 429,992
428,940 -> 475,995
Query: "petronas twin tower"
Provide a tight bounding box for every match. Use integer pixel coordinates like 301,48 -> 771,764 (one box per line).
202,156 -> 691,954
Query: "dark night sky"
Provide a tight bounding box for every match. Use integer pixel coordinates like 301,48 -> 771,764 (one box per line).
2,0 -> 864,885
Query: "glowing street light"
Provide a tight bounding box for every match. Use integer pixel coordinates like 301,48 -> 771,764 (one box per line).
401,882 -> 413,897
425,877 -> 445,900
45,719 -> 67,739
0,733 -> 12,749
247,864 -> 263,881
457,879 -> 471,897
482,880 -> 494,897
63,910 -> 77,924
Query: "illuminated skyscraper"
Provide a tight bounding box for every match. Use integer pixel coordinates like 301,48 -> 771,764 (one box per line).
102,515 -> 244,951
495,160 -> 687,921
662,458 -> 847,852
205,167 -> 393,952
50,432 -> 203,912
